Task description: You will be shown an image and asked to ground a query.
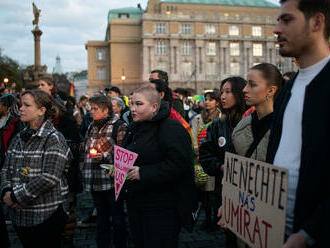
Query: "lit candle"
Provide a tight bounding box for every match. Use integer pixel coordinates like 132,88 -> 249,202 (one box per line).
89,148 -> 98,158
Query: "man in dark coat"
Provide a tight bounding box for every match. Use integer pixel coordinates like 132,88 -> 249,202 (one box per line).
266,0 -> 330,247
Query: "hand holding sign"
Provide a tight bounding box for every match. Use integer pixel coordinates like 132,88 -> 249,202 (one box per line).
283,233 -> 307,248
127,167 -> 140,180
114,145 -> 138,200
217,206 -> 226,228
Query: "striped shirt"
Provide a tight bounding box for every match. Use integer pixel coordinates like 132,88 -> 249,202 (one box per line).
0,120 -> 71,227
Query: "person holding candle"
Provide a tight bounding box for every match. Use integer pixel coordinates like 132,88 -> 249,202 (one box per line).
123,86 -> 196,248
80,94 -> 127,248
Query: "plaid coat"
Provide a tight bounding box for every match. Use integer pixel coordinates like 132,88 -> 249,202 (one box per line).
0,120 -> 71,227
81,115 -> 126,192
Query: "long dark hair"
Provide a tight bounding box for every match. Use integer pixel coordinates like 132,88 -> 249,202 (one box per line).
220,77 -> 247,129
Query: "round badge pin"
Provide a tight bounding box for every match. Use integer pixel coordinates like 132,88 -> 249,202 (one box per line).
218,136 -> 226,147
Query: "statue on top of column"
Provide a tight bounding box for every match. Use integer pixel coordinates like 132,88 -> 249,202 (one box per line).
32,2 -> 41,26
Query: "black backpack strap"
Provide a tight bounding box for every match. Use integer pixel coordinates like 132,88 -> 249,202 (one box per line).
245,112 -> 273,158
245,127 -> 269,158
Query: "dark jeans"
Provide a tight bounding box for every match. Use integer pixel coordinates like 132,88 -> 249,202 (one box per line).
14,206 -> 67,248
127,200 -> 181,248
91,190 -> 127,248
202,191 -> 220,228
0,204 -> 9,248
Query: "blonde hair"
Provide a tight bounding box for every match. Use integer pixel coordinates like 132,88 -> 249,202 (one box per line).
133,86 -> 161,107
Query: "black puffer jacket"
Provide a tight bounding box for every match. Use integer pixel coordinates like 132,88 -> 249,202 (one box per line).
198,116 -> 234,206
199,116 -> 234,177
123,101 -> 197,224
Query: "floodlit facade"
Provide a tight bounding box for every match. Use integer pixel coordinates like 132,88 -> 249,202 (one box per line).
86,0 -> 296,94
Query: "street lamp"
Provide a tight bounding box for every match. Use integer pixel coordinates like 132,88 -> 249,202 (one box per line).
121,70 -> 126,94
3,78 -> 9,86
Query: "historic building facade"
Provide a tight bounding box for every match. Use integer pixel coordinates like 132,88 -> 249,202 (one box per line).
86,0 -> 296,94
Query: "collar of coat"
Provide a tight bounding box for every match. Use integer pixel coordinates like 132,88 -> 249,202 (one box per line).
22,120 -> 55,138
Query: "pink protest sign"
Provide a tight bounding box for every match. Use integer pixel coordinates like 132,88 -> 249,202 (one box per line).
114,145 -> 138,200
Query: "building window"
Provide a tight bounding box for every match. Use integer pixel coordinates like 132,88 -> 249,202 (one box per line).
118,13 -> 129,18
182,41 -> 193,55
230,43 -> 240,56
156,23 -> 167,34
205,24 -> 216,34
230,62 -> 240,75
181,24 -> 192,34
252,26 -> 262,37
166,6 -> 177,13
229,25 -> 239,36
156,41 -> 167,55
182,62 -> 192,77
206,42 -> 216,56
206,62 -> 216,75
97,67 -> 106,80
97,48 -> 105,61
253,44 -> 263,56
275,44 -> 280,56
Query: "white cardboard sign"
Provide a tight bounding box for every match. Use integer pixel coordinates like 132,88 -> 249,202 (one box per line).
221,152 -> 288,248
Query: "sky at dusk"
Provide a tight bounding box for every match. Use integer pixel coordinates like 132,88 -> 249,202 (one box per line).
0,0 -> 279,73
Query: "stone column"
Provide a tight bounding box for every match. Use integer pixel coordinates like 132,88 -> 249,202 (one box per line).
32,26 -> 42,76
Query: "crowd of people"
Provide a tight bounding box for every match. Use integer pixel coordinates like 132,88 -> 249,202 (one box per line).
0,0 -> 329,247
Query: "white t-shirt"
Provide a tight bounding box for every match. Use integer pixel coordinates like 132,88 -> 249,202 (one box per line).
274,55 -> 330,235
